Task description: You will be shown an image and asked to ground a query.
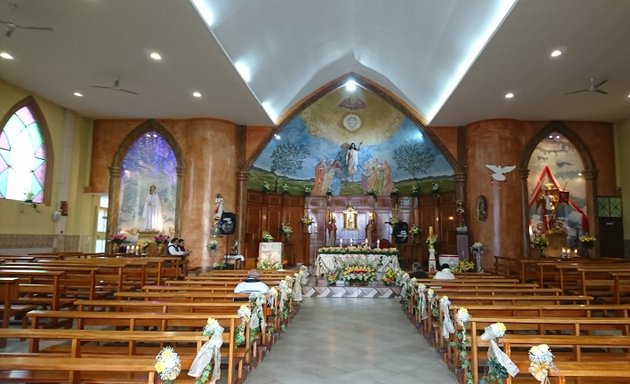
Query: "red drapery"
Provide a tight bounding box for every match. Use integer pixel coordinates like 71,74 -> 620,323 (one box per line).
527,165 -> 589,232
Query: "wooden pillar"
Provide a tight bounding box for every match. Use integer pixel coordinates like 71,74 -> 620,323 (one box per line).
236,125 -> 247,256
106,166 -> 122,239
174,166 -> 184,236
582,169 -> 599,256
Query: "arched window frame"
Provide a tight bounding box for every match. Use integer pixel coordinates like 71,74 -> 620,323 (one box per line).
0,96 -> 53,206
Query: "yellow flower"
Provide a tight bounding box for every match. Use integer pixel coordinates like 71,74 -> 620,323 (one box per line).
161,349 -> 172,358
154,361 -> 165,372
495,322 -> 507,333
207,317 -> 217,325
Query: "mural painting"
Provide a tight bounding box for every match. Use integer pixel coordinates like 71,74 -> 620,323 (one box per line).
251,86 -> 454,195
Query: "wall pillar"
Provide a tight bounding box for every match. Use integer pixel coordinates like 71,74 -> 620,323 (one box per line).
519,168 -> 531,258
582,169 -> 599,256
106,166 -> 122,239
236,171 -> 249,255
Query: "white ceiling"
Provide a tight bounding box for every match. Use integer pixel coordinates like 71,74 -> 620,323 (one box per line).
0,0 -> 629,127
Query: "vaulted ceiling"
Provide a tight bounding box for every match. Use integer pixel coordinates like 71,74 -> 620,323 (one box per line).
0,0 -> 629,127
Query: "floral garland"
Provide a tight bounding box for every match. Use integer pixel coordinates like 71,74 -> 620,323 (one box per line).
416,283 -> 428,320
451,308 -> 473,384
188,318 -> 223,384
317,247 -> 399,255
249,293 -> 266,340
528,344 -> 554,384
155,346 -> 181,384
257,258 -> 281,270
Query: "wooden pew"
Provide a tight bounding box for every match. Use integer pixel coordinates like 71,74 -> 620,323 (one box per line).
0,269 -> 65,310
0,356 -> 157,383
114,291 -> 249,302
466,317 -> 630,384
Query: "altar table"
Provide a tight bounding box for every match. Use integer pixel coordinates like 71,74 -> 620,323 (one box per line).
316,253 -> 400,276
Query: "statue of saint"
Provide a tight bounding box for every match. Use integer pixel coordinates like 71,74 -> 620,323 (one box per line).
365,215 -> 376,246
214,193 -> 224,221
326,215 -> 337,246
142,185 -> 162,231
542,185 -> 558,230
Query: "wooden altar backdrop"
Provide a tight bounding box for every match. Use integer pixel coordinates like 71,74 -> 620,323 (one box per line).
243,191 -> 457,267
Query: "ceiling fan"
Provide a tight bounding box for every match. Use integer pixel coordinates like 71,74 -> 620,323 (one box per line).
565,77 -> 608,95
0,4 -> 53,38
90,77 -> 139,95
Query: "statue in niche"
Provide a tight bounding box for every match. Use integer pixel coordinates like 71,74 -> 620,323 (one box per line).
342,206 -> 358,230
326,213 -> 337,246
142,185 -> 163,232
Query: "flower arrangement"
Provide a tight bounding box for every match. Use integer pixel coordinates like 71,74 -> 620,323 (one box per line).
281,183 -> 289,194
136,239 -> 150,251
326,187 -> 333,196
528,344 -> 554,383
154,234 -> 170,244
382,267 -> 398,286
452,307 -> 473,384
261,231 -> 274,242
471,242 -> 484,253
262,181 -> 271,193
426,233 -> 438,249
388,216 -> 399,226
212,261 -> 224,270
531,235 -> 549,248
110,233 -> 127,245
301,215 -> 313,226
325,271 -> 339,285
281,223 -> 293,236
390,187 -> 399,196
579,234 -> 596,249
304,185 -> 311,196
235,305 -> 251,346
257,259 -> 282,270
452,260 -> 475,273
207,240 -> 219,252
409,224 -> 421,236
340,261 -> 376,285
432,182 -> 440,194
154,346 -> 181,383
411,184 -> 419,197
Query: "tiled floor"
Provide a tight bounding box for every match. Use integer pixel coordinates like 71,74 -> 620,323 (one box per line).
247,298 -> 458,384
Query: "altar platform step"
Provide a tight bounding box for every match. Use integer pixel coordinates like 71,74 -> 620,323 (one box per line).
303,284 -> 400,299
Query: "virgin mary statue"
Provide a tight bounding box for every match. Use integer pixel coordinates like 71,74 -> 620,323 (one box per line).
142,185 -> 163,231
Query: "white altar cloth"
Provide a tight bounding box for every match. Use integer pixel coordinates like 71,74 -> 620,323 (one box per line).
316,253 -> 400,276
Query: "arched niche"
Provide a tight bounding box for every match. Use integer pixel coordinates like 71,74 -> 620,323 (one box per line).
107,119 -> 185,239
519,121 -> 597,257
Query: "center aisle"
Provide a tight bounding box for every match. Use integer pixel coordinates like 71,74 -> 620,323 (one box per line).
247,298 -> 458,384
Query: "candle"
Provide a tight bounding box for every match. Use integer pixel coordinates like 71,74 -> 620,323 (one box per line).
376,239 -> 380,249
574,249 -> 578,256
365,239 -> 368,245
340,239 -> 343,247
350,238 -> 353,246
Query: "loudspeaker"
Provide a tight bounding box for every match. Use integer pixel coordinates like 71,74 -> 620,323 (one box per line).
394,221 -> 409,244
220,212 -> 236,235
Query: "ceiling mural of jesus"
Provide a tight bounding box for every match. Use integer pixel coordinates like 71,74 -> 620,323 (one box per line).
251,85 -> 454,196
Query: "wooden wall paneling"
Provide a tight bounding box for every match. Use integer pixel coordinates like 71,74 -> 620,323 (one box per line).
245,203 -> 263,261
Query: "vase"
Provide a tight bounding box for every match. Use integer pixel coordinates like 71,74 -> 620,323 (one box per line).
539,247 -> 545,258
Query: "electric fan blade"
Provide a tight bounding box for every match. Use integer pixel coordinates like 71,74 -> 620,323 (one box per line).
594,89 -> 608,95
117,88 -> 139,95
565,89 -> 588,95
594,79 -> 608,88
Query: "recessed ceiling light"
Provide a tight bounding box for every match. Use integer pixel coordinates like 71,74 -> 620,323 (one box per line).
504,92 -> 514,99
149,52 -> 162,61
344,79 -> 357,92
550,49 -> 562,58
0,51 -> 14,60
73,92 -> 83,97
192,91 -> 202,98
274,133 -> 281,140
627,93 -> 630,98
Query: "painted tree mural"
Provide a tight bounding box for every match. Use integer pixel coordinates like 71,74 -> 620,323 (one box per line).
270,142 -> 311,191
392,143 -> 437,182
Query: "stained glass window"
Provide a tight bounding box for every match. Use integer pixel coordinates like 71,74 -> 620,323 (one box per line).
0,106 -> 47,203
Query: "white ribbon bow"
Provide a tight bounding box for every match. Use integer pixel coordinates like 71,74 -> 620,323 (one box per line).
293,274 -> 303,302
440,297 -> 455,339
480,324 -> 519,377
188,325 -> 224,383
249,293 -> 266,332
417,287 -> 428,320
